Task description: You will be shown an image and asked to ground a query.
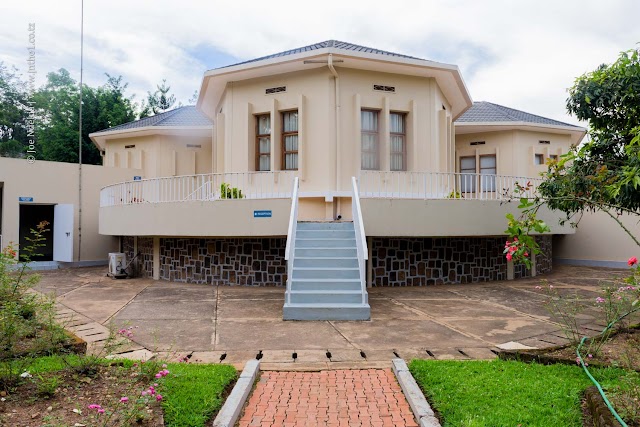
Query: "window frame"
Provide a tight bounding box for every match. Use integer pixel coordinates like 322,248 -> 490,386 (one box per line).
281,110 -> 299,171
255,113 -> 271,171
534,153 -> 544,165
479,154 -> 497,192
459,155 -> 477,193
360,109 -> 380,171
389,111 -> 407,171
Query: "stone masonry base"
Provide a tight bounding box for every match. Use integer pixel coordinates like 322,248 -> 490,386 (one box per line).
122,235 -> 552,286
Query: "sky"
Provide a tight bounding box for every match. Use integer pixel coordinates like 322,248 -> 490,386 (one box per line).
2,0 -> 639,126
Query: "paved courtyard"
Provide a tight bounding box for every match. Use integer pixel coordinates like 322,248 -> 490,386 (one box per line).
36,264 -> 623,368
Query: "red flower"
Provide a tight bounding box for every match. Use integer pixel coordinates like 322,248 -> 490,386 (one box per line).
628,257 -> 638,267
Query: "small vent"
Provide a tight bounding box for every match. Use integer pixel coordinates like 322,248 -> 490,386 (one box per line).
124,145 -> 135,149
470,141 -> 485,146
186,144 -> 202,148
373,84 -> 395,93
265,86 -> 286,95
539,140 -> 551,144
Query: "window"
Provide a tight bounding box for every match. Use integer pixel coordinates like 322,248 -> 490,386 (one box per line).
361,109 -> 379,170
534,153 -> 544,165
549,154 -> 558,161
459,156 -> 476,192
390,112 -> 406,171
282,110 -> 298,170
479,155 -> 497,192
256,114 -> 271,171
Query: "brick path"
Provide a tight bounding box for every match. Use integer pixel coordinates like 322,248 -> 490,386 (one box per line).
238,369 -> 418,427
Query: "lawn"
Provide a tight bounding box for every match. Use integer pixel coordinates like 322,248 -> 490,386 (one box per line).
1,355 -> 237,427
409,359 -> 630,427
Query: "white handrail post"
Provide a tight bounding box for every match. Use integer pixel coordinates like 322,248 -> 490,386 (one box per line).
351,177 -> 368,303
284,177 -> 300,305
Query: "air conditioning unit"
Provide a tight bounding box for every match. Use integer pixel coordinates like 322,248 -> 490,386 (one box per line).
108,252 -> 127,278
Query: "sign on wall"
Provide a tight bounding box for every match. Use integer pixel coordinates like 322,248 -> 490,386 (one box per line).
253,210 -> 272,218
18,197 -> 34,202
133,176 -> 142,181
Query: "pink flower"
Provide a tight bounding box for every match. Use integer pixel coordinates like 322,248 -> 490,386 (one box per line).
576,357 -> 581,365
162,364 -> 167,368
120,397 -> 129,403
97,409 -> 105,414
506,253 -> 513,261
596,297 -> 605,303
88,404 -> 101,409
588,354 -> 593,359
628,256 -> 638,266
155,373 -> 162,378
535,285 -> 542,290
141,391 -> 148,396
524,252 -> 529,257
156,394 -> 163,401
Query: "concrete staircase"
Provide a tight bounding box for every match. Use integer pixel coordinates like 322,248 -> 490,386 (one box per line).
283,222 -> 371,320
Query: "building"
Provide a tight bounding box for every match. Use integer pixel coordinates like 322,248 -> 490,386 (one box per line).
1,40 -> 634,320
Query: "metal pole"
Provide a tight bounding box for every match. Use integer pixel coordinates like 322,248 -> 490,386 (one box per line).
77,0 -> 83,262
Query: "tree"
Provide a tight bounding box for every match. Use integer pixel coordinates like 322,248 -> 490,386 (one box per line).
0,62 -> 28,158
142,79 -> 178,117
506,46 -> 640,262
33,69 -> 137,165
541,47 -> 640,214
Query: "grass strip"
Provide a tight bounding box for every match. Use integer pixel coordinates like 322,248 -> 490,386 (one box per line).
409,359 -> 627,427
162,362 -> 237,427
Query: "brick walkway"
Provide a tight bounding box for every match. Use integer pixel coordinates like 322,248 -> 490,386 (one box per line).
238,369 -> 418,427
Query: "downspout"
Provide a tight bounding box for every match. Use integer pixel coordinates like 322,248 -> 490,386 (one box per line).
327,54 -> 341,217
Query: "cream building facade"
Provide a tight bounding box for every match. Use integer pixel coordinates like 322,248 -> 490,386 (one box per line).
2,40 -> 635,319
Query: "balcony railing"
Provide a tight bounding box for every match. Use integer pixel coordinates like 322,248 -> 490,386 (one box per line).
100,171 -> 297,207
358,171 -> 541,200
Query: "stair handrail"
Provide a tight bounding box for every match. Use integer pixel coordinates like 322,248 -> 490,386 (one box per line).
351,177 -> 368,304
284,177 -> 300,305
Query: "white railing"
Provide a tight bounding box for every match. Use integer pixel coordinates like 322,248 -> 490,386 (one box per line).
351,177 -> 369,301
284,177 -> 300,305
358,171 -> 541,200
100,171 -> 297,207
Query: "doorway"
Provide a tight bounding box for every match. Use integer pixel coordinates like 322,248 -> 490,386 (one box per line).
19,204 -> 55,261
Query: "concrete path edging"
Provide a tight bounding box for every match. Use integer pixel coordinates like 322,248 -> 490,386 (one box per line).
212,359 -> 260,427
392,358 -> 442,427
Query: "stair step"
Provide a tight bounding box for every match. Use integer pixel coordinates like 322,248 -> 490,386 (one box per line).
296,238 -> 356,248
297,222 -> 355,230
290,279 -> 362,291
292,267 -> 360,279
293,257 -> 359,268
283,303 -> 371,321
296,230 -> 355,239
295,248 -> 357,258
289,290 -> 364,304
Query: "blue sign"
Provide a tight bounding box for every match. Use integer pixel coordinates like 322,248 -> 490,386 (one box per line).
19,197 -> 33,202
133,176 -> 142,181
254,210 -> 272,218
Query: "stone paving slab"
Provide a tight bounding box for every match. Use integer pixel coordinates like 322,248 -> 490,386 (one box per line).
238,369 -> 418,427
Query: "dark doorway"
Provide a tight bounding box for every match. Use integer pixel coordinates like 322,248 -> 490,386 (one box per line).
19,204 -> 54,261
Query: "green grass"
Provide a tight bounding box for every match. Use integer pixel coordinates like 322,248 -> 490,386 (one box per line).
409,359 -> 628,427
19,355 -> 237,427
161,362 -> 237,427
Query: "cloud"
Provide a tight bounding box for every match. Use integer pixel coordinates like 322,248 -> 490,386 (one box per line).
2,0 -> 639,124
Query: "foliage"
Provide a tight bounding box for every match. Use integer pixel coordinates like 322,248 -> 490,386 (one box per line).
540,46 -> 640,214
140,79 -> 178,117
409,359 -> 629,427
161,362 -> 237,427
447,190 -> 463,199
32,69 -> 137,165
220,182 -> 244,199
0,222 -> 68,390
0,62 -> 29,158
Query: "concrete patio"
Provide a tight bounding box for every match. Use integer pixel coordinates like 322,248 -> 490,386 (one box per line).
36,264 -> 623,369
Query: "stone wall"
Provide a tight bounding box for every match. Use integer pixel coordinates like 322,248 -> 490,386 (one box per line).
121,236 -> 154,278
159,238 -> 287,286
370,235 -> 553,286
535,235 -> 553,275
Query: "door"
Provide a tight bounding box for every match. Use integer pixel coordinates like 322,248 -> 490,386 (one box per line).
53,204 -> 74,262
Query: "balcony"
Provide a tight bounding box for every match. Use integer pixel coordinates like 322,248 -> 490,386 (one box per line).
357,171 -> 573,237
99,172 -> 297,237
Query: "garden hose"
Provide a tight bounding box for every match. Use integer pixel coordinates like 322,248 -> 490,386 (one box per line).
575,306 -> 640,427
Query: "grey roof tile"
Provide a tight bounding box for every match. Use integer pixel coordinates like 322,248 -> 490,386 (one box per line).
218,39 -> 428,69
456,101 -> 582,128
95,106 -> 212,133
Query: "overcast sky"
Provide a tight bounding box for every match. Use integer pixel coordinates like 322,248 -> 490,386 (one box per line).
2,1 -> 639,125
